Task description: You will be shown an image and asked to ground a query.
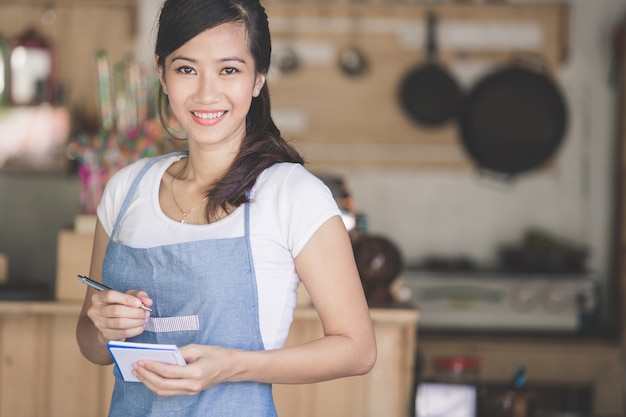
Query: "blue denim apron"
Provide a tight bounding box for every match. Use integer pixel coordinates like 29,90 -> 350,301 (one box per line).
102,154 -> 277,417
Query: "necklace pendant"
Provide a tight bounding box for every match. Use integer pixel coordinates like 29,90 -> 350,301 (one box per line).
181,213 -> 188,224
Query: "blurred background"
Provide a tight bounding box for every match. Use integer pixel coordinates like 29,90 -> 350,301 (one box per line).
0,0 -> 625,416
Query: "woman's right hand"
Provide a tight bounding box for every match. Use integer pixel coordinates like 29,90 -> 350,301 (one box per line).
86,289 -> 152,343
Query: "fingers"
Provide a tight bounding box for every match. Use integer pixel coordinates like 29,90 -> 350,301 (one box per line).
132,345 -> 224,396
87,290 -> 150,341
132,361 -> 200,396
127,290 -> 154,310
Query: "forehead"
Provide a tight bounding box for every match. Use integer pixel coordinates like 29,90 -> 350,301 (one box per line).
182,22 -> 250,54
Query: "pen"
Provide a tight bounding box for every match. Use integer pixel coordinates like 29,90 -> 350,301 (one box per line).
76,275 -> 153,312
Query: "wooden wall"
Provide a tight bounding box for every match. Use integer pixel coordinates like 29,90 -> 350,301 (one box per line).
265,2 -> 569,170
0,1 -> 568,169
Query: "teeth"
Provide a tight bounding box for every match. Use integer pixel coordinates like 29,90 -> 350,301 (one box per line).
193,111 -> 224,120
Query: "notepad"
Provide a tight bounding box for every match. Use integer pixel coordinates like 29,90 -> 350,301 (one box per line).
107,340 -> 187,383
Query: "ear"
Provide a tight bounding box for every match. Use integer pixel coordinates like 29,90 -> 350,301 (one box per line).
253,74 -> 266,97
155,54 -> 168,95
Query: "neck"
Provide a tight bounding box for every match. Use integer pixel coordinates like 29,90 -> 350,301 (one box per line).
183,143 -> 238,186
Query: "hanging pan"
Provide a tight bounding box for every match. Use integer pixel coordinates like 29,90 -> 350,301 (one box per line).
398,11 -> 462,127
458,55 -> 568,177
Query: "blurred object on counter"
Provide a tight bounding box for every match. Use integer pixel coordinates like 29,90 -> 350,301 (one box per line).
479,388 -> 533,417
316,173 -> 406,307
478,364 -> 531,417
67,51 -> 185,214
94,50 -> 114,132
434,356 -> 481,384
497,228 -> 589,274
353,234 -> 403,307
315,174 -> 363,238
0,253 -> 8,284
0,105 -> 70,169
10,28 -> 55,105
479,384 -> 592,417
0,33 -> 9,105
416,356 -> 480,417
67,118 -> 186,214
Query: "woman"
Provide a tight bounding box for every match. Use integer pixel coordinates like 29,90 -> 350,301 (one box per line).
76,0 -> 376,415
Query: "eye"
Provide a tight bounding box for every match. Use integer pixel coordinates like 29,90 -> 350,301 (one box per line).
221,67 -> 240,75
175,65 -> 196,75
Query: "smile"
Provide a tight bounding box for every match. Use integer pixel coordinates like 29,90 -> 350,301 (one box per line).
192,111 -> 225,120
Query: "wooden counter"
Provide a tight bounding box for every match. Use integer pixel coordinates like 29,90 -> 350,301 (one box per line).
417,335 -> 624,416
0,302 -> 419,417
0,301 -> 113,417
275,306 -> 419,417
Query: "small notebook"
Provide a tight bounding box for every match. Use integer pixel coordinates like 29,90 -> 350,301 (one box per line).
107,340 -> 187,383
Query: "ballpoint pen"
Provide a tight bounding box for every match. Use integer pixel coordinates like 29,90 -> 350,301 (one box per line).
76,274 -> 153,312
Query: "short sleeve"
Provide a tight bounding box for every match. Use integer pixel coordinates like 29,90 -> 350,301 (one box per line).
276,165 -> 342,257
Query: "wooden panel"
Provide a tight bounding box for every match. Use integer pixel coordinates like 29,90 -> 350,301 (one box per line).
273,307 -> 419,417
365,322 -> 416,417
0,315 -> 46,417
0,305 -> 114,417
55,230 -> 94,301
0,301 -> 418,417
311,376 -> 365,417
47,315 -> 108,417
265,2 -> 569,170
273,316 -> 320,417
98,365 -> 114,417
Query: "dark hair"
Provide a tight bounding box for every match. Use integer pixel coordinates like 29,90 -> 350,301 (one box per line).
155,0 -> 304,222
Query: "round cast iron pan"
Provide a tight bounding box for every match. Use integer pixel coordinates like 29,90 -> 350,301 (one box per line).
458,60 -> 568,176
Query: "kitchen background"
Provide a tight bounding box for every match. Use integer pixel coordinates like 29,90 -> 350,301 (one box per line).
0,0 -> 623,327
0,0 -> 625,416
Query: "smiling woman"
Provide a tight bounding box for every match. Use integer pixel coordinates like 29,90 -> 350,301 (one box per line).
75,0 -> 376,416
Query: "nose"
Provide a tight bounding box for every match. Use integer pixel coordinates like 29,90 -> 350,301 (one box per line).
195,73 -> 220,102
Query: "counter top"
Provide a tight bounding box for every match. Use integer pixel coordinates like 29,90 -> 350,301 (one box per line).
293,304 -> 419,324
0,300 -> 83,316
0,301 -> 419,322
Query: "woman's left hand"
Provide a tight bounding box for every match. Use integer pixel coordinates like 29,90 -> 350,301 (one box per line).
131,344 -> 236,396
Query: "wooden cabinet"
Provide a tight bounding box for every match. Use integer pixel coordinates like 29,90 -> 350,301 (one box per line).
0,302 -> 418,417
0,302 -> 113,417
417,335 -> 624,416
274,307 -> 419,417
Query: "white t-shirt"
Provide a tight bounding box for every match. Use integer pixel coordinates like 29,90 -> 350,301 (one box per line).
97,153 -> 340,350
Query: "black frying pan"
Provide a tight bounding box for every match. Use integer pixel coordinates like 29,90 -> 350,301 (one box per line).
399,11 -> 462,127
458,57 -> 568,176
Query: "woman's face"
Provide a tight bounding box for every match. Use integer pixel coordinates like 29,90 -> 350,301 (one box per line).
158,22 -> 265,150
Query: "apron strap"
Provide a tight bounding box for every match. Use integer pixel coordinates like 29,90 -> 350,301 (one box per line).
111,151 -> 187,240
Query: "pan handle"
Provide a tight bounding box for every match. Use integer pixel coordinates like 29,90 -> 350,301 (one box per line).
425,11 -> 438,63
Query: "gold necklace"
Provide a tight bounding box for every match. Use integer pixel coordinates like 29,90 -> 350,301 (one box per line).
170,166 -> 208,224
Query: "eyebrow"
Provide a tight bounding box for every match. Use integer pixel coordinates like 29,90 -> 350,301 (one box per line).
169,55 -> 248,65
